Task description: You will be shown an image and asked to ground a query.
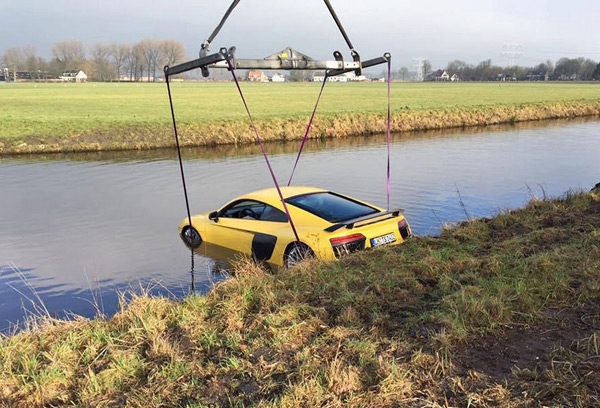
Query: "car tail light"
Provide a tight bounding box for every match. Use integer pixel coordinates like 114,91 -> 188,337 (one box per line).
330,233 -> 366,257
398,218 -> 411,239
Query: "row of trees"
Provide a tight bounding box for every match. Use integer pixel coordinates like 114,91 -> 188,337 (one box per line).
1,40 -> 186,81
3,42 -> 600,82
395,57 -> 600,82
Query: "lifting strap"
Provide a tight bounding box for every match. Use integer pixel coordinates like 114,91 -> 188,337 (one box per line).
287,71 -> 329,186
204,0 -> 241,50
386,57 -> 392,211
226,58 -> 302,244
322,0 -> 355,51
203,0 -> 356,53
165,76 -> 193,229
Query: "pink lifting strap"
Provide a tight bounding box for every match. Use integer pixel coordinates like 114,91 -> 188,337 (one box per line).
386,58 -> 392,211
226,59 -> 301,244
287,72 -> 329,186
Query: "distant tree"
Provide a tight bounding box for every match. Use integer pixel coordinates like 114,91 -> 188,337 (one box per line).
22,46 -> 45,80
593,63 -> 600,81
399,66 -> 409,81
91,43 -> 113,81
553,57 -> 582,80
160,40 -> 185,68
579,58 -> 597,81
289,70 -> 313,82
531,60 -> 554,79
130,42 -> 146,81
446,59 -> 467,75
423,60 -> 431,81
136,39 -> 162,81
474,59 -> 492,81
110,43 -> 130,80
1,47 -> 24,80
51,40 -> 86,72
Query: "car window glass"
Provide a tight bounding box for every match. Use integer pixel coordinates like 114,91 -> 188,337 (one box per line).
259,205 -> 288,222
286,192 -> 378,223
220,200 -> 287,222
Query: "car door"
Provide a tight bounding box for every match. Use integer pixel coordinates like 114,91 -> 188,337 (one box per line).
210,199 -> 289,261
211,200 -> 262,255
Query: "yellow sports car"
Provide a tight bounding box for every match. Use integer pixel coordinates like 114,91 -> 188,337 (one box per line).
179,187 -> 412,267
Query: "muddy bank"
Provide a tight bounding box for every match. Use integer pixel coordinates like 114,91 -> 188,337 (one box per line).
2,100 -> 599,155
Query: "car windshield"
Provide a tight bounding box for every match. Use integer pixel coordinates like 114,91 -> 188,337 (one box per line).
286,192 -> 379,223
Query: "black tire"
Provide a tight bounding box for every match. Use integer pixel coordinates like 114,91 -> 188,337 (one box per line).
181,226 -> 202,249
284,242 -> 315,268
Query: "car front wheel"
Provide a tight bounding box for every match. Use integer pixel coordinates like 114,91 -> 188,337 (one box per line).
284,242 -> 315,268
181,226 -> 202,249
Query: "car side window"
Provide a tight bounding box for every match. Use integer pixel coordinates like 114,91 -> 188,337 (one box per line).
220,200 -> 287,222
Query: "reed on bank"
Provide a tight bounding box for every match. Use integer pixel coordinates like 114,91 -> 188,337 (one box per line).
1,189 -> 599,407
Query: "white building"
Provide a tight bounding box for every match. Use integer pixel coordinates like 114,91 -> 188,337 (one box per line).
312,72 -> 368,83
59,70 -> 87,82
271,73 -> 286,82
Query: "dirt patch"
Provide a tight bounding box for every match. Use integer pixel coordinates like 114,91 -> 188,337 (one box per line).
456,306 -> 597,380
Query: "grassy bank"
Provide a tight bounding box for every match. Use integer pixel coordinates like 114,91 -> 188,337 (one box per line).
1,190 -> 599,407
1,82 -> 599,155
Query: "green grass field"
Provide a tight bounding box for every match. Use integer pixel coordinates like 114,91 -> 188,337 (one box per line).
1,81 -> 598,140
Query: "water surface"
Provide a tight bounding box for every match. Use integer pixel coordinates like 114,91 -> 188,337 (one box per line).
1,117 -> 599,331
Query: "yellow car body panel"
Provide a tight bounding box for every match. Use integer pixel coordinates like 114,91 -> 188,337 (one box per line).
179,186 -> 412,267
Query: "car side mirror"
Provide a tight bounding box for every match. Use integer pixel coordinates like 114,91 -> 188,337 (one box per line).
208,211 -> 219,223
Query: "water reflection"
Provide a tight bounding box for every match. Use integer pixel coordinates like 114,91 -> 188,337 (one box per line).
2,116 -> 598,164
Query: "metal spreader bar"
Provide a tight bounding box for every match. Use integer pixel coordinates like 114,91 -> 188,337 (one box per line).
164,48 -> 231,77
327,53 -> 391,77
165,47 -> 390,79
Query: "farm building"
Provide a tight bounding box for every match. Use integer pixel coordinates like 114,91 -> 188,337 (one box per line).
248,71 -> 268,82
312,72 -> 368,82
59,70 -> 88,82
434,70 -> 450,81
526,71 -> 548,81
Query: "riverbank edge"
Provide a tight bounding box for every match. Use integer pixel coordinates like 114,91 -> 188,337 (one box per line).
1,188 -> 599,407
2,99 -> 599,156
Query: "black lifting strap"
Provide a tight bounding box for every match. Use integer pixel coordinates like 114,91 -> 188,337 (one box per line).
205,0 -> 241,48
322,0 -> 355,51
204,0 -> 356,52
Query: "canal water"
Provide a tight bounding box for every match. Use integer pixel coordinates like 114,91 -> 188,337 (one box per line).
1,118 -> 599,331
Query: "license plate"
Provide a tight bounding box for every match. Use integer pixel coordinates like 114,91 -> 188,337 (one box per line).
370,233 -> 396,247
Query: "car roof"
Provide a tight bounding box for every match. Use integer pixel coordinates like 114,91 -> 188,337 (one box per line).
242,186 -> 326,206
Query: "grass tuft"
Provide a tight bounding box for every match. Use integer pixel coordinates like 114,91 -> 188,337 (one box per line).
1,190 -> 600,406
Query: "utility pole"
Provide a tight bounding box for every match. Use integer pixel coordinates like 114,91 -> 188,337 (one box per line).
412,58 -> 427,82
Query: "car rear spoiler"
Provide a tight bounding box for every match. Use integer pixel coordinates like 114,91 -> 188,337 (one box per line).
324,210 -> 404,232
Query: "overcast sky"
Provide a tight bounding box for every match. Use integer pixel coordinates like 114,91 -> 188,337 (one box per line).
1,0 -> 599,70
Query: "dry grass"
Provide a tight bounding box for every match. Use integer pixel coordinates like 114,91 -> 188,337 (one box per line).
1,191 -> 599,407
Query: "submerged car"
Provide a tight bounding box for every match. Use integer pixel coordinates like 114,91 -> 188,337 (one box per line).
179,186 -> 412,267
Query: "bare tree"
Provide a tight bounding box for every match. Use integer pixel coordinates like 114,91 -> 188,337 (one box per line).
131,42 -> 146,81
423,59 -> 432,80
22,46 -> 41,80
136,39 -> 162,81
399,66 -> 409,81
110,43 -> 130,81
160,40 -> 185,68
1,47 -> 24,80
91,43 -> 113,81
51,40 -> 86,72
